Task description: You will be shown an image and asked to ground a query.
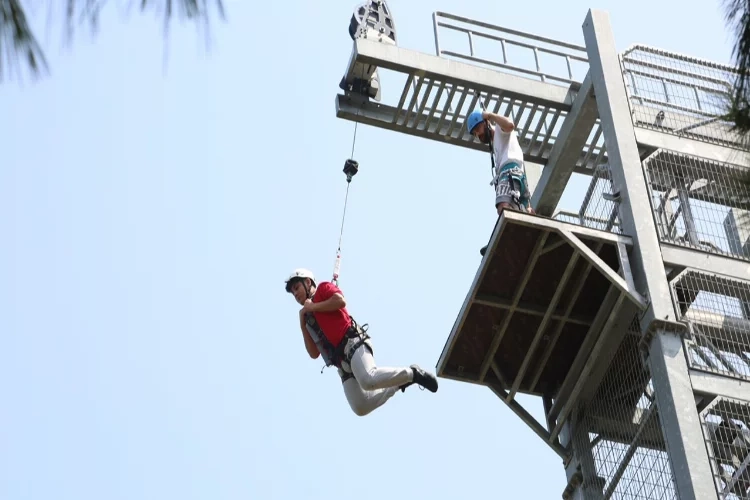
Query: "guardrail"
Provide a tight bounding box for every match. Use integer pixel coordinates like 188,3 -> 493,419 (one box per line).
620,44 -> 747,150
432,11 -> 589,86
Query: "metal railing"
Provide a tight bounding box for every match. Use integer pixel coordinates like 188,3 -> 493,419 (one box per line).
620,44 -> 748,151
699,397 -> 750,499
671,269 -> 750,383
642,148 -> 750,262
432,11 -> 589,86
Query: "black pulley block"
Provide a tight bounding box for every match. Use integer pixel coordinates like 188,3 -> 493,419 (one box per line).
343,159 -> 359,182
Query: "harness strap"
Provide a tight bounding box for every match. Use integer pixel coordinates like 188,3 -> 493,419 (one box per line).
491,162 -> 530,209
304,312 -> 372,380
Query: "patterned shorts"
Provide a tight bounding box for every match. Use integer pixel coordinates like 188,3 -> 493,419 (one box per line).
493,162 -> 530,210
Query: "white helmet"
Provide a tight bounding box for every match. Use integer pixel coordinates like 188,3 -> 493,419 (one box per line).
284,268 -> 316,293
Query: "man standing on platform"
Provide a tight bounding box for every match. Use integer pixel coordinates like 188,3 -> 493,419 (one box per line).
466,109 -> 536,256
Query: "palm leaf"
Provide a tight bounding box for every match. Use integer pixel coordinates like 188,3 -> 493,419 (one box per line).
723,0 -> 750,135
0,0 -> 225,82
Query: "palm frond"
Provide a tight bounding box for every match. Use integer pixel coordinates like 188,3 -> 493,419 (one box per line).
723,0 -> 750,135
0,0 -> 225,83
0,0 -> 49,81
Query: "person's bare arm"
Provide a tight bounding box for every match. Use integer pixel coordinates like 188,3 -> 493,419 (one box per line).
482,111 -> 515,133
299,312 -> 320,359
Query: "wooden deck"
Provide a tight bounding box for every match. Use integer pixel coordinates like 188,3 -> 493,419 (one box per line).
436,210 -> 647,403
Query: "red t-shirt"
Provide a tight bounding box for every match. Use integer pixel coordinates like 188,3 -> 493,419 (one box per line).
312,281 -> 352,347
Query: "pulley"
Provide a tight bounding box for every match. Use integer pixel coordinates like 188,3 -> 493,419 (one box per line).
343,158 -> 359,183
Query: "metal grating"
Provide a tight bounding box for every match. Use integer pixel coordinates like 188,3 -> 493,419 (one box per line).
620,45 -> 749,151
391,74 -> 567,154
700,397 -> 750,499
642,149 -> 750,262
572,316 -> 678,499
431,11 -> 589,86
671,269 -> 750,382
377,73 -> 611,173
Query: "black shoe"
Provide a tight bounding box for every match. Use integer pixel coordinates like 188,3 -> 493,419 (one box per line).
480,245 -> 488,256
409,364 -> 438,393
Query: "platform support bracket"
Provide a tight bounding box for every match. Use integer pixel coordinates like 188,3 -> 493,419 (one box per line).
487,362 -> 569,460
558,228 -> 648,310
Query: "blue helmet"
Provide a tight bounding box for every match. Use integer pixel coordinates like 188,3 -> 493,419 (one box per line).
466,110 -> 484,134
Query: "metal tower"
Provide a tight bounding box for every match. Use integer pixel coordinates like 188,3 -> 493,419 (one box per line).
336,4 -> 750,499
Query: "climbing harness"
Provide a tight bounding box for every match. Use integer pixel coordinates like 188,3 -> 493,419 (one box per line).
303,312 -> 372,382
286,270 -> 371,380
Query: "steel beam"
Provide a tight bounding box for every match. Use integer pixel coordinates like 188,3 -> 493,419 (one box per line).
488,363 -> 568,460
505,209 -> 633,246
582,10 -> 673,325
335,94 -> 602,170
690,369 -> 750,402
558,228 -> 647,310
583,10 -> 717,499
347,38 -> 576,108
646,329 -> 719,500
635,127 -> 750,166
660,243 -> 750,281
532,74 -> 600,216
548,287 -> 627,439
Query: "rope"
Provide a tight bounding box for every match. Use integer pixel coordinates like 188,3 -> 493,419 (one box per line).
332,105 -> 361,286
332,34 -> 368,286
337,182 -> 351,255
350,119 -> 359,159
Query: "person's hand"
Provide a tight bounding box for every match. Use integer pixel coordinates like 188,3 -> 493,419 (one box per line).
301,299 -> 316,314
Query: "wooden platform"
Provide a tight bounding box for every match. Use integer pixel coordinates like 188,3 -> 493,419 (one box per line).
436,210 -> 648,405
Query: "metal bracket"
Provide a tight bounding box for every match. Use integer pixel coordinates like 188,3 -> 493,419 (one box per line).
558,228 -> 648,310
638,317 -> 691,364
562,468 -> 583,500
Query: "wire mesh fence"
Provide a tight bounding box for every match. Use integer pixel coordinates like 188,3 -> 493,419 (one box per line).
571,315 -> 677,499
670,269 -> 750,381
700,397 -> 750,499
642,149 -> 750,261
620,45 -> 748,151
552,163 -> 622,234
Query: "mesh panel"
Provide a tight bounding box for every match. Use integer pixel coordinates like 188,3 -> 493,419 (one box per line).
572,316 -> 678,499
701,397 -> 750,499
670,270 -> 750,381
619,45 -> 747,151
552,164 -> 622,234
642,149 -> 750,261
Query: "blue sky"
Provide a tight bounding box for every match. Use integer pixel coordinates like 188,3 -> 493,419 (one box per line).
0,1 -> 737,499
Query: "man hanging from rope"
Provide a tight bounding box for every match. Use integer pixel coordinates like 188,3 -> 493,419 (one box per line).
466,109 -> 536,256
285,268 -> 438,416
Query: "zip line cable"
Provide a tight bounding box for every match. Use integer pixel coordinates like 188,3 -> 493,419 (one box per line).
332,67 -> 365,286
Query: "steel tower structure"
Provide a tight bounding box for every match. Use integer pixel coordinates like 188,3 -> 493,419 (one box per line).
336,3 -> 750,499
